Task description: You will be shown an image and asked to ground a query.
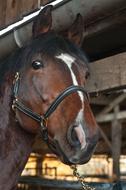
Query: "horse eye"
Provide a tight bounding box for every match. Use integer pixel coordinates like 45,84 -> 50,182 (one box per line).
32,61 -> 44,70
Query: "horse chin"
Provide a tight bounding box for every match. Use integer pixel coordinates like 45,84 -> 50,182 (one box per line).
48,138 -> 97,165
67,142 -> 96,165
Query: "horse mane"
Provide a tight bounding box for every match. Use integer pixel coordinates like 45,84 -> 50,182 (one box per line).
0,32 -> 88,89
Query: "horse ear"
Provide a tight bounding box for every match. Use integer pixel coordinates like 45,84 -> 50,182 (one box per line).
32,5 -> 53,38
62,14 -> 84,47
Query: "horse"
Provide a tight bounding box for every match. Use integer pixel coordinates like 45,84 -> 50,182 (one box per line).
0,5 -> 99,190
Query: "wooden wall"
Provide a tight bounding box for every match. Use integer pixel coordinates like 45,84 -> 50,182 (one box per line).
0,0 -> 54,30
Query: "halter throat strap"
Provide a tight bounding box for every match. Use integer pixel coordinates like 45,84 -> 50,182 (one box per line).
12,72 -> 89,142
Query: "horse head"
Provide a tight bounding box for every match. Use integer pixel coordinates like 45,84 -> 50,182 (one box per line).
12,6 -> 99,165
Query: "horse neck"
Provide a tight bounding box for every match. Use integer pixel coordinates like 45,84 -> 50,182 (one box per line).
0,82 -> 35,190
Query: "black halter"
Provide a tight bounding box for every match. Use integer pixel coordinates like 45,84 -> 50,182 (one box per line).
12,72 -> 89,142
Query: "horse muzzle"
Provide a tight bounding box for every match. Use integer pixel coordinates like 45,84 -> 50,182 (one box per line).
49,125 -> 98,165
68,127 -> 98,164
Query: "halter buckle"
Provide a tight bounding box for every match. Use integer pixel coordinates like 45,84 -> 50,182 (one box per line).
40,117 -> 48,142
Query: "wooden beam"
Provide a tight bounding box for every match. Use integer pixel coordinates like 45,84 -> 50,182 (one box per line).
96,93 -> 126,117
91,95 -> 111,105
86,52 -> 126,93
96,110 -> 126,123
96,93 -> 126,123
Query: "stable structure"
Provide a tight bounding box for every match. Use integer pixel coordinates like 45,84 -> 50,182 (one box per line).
0,0 -> 126,187
1,0 -> 126,61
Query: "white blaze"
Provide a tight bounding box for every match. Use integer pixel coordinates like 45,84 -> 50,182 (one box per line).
56,53 -> 84,108
56,53 -> 86,149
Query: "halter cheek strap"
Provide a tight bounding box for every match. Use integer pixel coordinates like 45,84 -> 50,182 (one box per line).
12,72 -> 49,141
12,72 -> 89,143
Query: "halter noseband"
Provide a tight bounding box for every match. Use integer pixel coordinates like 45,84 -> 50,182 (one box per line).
12,72 -> 89,142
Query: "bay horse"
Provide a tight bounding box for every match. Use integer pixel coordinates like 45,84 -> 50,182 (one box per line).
0,5 -> 99,190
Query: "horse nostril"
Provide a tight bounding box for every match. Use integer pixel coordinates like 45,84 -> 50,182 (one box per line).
67,125 -> 81,147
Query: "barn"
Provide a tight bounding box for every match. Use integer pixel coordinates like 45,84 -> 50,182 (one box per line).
0,0 -> 126,189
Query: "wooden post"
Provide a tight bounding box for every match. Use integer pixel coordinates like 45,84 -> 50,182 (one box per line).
36,156 -> 44,190
36,156 -> 43,176
111,105 -> 122,181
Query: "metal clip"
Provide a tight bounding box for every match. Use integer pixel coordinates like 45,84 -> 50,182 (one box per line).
15,72 -> 20,81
